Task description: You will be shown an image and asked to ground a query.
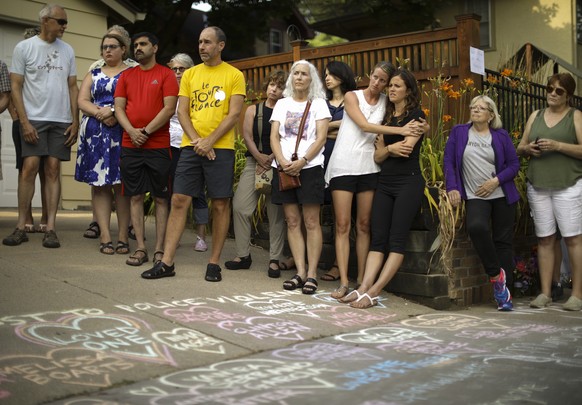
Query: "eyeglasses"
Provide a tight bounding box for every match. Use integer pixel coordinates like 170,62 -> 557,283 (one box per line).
47,17 -> 68,26
470,105 -> 491,112
171,67 -> 187,73
101,44 -> 120,51
546,85 -> 566,96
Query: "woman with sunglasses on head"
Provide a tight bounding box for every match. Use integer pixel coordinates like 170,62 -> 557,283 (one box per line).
444,95 -> 519,311
167,53 -> 209,255
517,73 -> 582,311
75,33 -> 131,255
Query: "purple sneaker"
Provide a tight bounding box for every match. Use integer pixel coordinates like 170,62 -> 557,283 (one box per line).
492,268 -> 513,311
194,236 -> 207,252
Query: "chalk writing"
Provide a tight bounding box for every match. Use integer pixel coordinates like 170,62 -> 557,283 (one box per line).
206,290 -> 302,304
272,342 -> 382,362
152,328 -> 225,354
218,316 -> 310,341
395,363 -> 484,403
335,327 -> 440,345
114,298 -> 204,313
490,383 -> 549,405
244,298 -> 330,317
377,340 -> 487,356
338,356 -> 453,391
148,387 -> 312,405
15,314 -> 175,366
0,348 -> 133,387
456,324 -> 565,340
401,313 -> 508,331
477,342 -> 582,367
309,305 -> 397,327
163,306 -> 247,325
0,308 -> 104,327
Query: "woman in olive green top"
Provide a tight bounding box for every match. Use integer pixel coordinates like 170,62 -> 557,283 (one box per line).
517,72 -> 582,311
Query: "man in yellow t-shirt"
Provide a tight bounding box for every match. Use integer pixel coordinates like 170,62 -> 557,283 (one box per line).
141,26 -> 245,282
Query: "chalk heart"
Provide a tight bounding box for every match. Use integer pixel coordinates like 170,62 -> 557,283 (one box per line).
218,316 -> 308,341
160,359 -> 333,391
16,314 -> 175,366
244,298 -> 321,317
272,342 -> 381,362
129,386 -> 169,396
0,348 -> 126,388
152,328 -> 226,354
335,326 -> 439,345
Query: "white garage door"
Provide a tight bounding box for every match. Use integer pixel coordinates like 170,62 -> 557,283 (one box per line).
0,22 -> 42,208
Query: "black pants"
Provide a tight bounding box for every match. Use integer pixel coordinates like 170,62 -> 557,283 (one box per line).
466,197 -> 516,283
370,174 -> 424,254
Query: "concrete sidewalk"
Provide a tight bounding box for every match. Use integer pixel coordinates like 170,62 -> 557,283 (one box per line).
0,209 -> 581,404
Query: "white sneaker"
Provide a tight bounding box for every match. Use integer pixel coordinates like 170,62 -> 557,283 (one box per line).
563,295 -> 582,311
530,293 -> 552,308
194,236 -> 207,252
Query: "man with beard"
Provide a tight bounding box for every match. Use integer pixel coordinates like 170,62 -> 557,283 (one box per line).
114,32 -> 178,267
141,26 -> 245,282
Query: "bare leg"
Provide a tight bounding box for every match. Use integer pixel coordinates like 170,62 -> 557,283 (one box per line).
130,194 -> 146,251
42,157 -> 60,232
18,170 -> 35,226
161,193 -> 192,266
564,235 -> 582,299
284,203 -> 306,279
331,190 -> 353,291
553,238 -> 563,284
153,196 -> 169,253
16,156 -> 41,229
537,234 -> 556,298
113,184 -> 130,243
355,190 -> 374,285
93,185 -> 113,244
209,198 -> 230,265
39,162 -> 48,227
303,203 -> 322,281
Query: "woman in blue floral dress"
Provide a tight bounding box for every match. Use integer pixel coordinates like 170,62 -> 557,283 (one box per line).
75,34 -> 131,254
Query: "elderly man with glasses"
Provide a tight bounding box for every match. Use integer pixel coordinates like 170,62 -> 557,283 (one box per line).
3,3 -> 78,248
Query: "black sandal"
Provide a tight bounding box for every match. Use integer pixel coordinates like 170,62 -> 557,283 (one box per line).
115,241 -> 130,254
84,222 -> 100,239
283,274 -> 304,290
141,261 -> 175,279
268,259 -> 280,279
99,241 -> 114,255
302,277 -> 318,295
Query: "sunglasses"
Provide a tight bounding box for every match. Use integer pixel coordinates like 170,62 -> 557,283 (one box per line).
171,66 -> 187,73
546,85 -> 566,96
101,44 -> 120,51
47,17 -> 68,26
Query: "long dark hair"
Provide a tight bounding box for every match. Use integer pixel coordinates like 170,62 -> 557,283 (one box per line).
384,68 -> 421,124
324,61 -> 357,100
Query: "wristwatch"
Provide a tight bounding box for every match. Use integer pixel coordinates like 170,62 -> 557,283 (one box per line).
110,105 -> 115,114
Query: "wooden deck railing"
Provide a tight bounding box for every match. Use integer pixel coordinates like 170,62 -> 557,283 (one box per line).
229,14 -> 483,101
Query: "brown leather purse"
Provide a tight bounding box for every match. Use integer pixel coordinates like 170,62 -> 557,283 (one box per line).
277,101 -> 311,191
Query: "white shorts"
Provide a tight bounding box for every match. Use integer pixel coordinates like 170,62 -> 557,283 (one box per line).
527,179 -> 582,238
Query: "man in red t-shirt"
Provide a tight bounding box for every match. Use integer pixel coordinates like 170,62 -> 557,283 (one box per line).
114,32 -> 178,267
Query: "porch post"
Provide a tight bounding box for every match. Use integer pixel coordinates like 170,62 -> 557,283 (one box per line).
290,40 -> 308,62
455,14 -> 483,89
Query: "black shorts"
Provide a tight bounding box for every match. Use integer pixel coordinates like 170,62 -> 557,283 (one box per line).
271,165 -> 324,205
173,147 -> 234,199
329,173 -> 378,194
120,147 -> 171,198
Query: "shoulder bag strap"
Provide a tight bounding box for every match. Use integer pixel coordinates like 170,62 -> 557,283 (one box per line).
256,102 -> 264,152
294,100 -> 312,155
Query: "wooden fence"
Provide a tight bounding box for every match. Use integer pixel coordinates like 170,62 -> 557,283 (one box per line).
230,14 -> 483,104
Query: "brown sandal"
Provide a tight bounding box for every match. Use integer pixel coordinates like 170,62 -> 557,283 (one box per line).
126,249 -> 149,266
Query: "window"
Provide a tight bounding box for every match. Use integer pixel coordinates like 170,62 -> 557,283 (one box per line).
577,0 -> 582,43
269,29 -> 282,53
465,0 -> 491,49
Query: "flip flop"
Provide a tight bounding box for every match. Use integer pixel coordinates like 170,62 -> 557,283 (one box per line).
338,289 -> 361,304
349,292 -> 379,309
331,285 -> 349,300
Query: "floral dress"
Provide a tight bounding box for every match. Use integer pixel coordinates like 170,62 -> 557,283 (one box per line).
75,68 -> 123,186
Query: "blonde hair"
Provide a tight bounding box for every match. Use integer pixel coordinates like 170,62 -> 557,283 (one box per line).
470,95 -> 503,129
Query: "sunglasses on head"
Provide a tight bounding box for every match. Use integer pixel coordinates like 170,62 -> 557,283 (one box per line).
47,17 -> 68,26
546,85 -> 566,96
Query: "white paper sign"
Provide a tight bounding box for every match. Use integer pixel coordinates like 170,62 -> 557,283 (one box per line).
470,46 -> 485,76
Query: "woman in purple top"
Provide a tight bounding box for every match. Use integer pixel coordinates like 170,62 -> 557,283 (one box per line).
444,95 -> 520,311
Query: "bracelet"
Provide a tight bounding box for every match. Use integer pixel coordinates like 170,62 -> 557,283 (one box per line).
302,156 -> 308,164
